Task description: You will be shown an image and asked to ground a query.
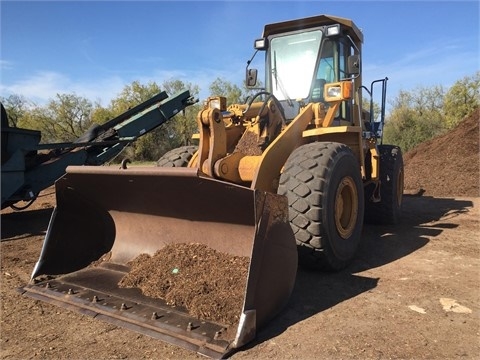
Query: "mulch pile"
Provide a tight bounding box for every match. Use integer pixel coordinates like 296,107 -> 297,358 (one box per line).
403,109 -> 479,197
118,243 -> 250,325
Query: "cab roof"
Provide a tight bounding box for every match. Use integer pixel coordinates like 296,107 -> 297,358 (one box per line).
262,14 -> 363,44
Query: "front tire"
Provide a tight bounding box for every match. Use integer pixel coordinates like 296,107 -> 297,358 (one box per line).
278,142 -> 364,271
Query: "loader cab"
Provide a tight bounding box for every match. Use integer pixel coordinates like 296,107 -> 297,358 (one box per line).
247,15 -> 362,123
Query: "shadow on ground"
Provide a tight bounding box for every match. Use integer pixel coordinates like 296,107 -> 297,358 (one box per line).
233,195 -> 474,355
1,207 -> 53,241
1,193 -> 475,357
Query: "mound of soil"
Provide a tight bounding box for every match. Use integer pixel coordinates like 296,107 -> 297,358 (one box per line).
119,243 -> 250,325
403,109 -> 479,197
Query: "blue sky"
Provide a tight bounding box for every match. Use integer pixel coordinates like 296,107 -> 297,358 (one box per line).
1,1 -> 478,107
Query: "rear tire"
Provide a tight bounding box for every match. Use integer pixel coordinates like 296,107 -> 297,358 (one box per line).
278,142 -> 364,271
364,145 -> 404,225
156,146 -> 198,167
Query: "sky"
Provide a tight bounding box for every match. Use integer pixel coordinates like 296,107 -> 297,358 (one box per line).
1,0 -> 479,107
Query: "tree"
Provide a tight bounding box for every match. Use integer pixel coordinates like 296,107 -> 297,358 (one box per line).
383,86 -> 446,152
0,94 -> 29,127
443,72 -> 480,128
90,102 -> 117,125
103,81 -> 162,161
383,106 -> 444,152
209,77 -> 244,105
104,80 -> 200,162
362,97 -> 381,122
161,79 -> 201,149
16,94 -> 93,143
110,81 -> 162,113
383,74 -> 479,153
207,77 -> 266,106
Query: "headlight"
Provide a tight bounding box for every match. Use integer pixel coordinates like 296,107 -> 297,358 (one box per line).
326,24 -> 341,37
327,86 -> 342,98
324,81 -> 353,102
254,38 -> 267,50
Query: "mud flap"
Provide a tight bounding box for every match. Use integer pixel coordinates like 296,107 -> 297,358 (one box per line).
21,165 -> 297,358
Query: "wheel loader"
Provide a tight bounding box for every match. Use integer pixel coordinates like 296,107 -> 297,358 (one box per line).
20,14 -> 404,358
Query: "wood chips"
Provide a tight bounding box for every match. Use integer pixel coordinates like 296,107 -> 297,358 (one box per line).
118,243 -> 250,326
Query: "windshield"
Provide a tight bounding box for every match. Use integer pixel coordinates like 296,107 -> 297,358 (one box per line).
269,30 -> 322,101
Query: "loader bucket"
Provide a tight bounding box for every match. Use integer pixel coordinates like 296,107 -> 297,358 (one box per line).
21,165 -> 297,358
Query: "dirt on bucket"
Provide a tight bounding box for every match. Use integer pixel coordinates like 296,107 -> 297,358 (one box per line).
118,243 -> 250,326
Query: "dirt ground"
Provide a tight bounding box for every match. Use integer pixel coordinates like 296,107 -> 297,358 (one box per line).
1,111 -> 479,359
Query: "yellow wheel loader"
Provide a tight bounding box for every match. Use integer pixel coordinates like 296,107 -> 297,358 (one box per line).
21,14 -> 404,358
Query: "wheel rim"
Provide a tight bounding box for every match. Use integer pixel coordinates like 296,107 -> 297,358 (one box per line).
334,176 -> 358,239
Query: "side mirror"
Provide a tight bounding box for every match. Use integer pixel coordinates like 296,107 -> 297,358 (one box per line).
347,55 -> 360,75
246,68 -> 258,87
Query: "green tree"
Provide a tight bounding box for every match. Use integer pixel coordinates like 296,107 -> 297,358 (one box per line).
443,72 -> 480,128
110,80 -> 161,113
90,102 -> 116,125
383,106 -> 444,152
104,81 -> 162,161
0,94 -> 29,127
207,77 -> 265,107
104,80 -> 200,162
362,97 -> 381,122
209,77 -> 244,105
17,94 -> 93,143
161,79 -> 200,149
383,86 -> 446,152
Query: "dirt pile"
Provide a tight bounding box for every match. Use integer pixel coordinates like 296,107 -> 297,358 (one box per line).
119,243 -> 250,325
403,109 -> 479,197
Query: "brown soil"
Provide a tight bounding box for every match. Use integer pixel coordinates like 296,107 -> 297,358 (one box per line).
1,111 -> 479,359
118,243 -> 249,325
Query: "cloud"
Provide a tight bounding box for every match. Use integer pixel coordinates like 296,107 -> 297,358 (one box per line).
362,38 -> 478,103
0,60 -> 14,70
0,58 -> 248,106
138,62 -> 247,101
0,71 -> 128,106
